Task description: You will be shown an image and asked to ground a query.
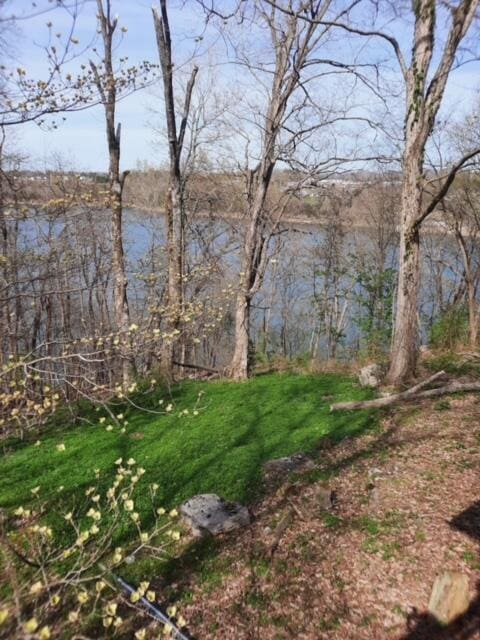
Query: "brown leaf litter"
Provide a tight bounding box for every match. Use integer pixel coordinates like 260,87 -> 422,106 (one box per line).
175,395 -> 480,639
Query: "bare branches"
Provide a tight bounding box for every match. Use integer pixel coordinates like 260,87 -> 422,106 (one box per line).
0,0 -> 91,23
152,1 -> 200,173
262,0 -> 408,78
1,0 -> 158,127
195,0 -> 247,22
177,66 -> 199,157
424,0 -> 480,116
152,0 -> 202,374
417,146 -> 480,228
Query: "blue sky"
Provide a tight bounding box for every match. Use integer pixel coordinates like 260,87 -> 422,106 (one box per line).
6,0 -> 209,171
4,0 -> 480,172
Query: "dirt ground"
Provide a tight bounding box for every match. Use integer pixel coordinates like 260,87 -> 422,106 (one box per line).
178,395 -> 480,639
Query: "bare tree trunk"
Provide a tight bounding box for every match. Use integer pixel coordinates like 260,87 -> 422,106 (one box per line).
386,0 -> 479,385
153,0 -> 198,377
163,181 -> 184,371
226,2 -> 327,379
455,227 -> 479,348
111,185 -> 131,387
92,0 -> 131,388
467,283 -> 478,348
229,294 -> 251,380
388,162 -> 422,383
228,180 -> 270,379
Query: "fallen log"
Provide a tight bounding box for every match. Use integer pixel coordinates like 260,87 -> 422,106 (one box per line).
329,370 -> 465,412
172,360 -> 218,374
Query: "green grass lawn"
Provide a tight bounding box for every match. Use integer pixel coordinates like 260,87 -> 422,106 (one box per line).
0,373 -> 377,521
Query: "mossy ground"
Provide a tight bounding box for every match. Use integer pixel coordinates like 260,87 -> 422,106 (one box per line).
0,373 -> 378,516
0,372 -> 379,582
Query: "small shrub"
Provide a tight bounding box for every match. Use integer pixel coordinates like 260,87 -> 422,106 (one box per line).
429,307 -> 469,350
424,351 -> 480,378
0,460 -> 184,638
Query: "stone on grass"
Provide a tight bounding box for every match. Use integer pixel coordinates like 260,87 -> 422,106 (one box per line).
180,494 -> 250,538
428,571 -> 470,624
358,364 -> 384,388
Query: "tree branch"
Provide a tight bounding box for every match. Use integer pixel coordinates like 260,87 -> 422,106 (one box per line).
177,66 -> 199,158
416,147 -> 480,228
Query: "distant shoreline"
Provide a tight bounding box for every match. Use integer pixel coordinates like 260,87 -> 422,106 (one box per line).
123,203 -> 452,236
8,200 -> 455,237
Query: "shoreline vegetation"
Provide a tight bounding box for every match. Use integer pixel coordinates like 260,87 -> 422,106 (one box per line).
10,198 -> 457,236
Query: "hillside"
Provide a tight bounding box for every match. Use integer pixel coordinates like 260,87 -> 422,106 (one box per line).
178,393 -> 480,640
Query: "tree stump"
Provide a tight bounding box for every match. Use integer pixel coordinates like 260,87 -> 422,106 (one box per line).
428,571 -> 470,624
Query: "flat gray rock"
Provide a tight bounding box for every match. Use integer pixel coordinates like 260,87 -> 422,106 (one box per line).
180,494 -> 250,537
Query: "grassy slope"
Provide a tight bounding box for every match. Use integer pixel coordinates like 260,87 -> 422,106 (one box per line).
0,373 -> 377,517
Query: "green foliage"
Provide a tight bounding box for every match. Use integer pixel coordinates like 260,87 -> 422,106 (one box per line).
429,306 -> 469,350
0,459 -> 182,639
423,351 -> 479,376
256,352 -> 316,375
354,511 -> 405,560
253,349 -> 269,366
354,266 -> 396,358
462,550 -> 480,570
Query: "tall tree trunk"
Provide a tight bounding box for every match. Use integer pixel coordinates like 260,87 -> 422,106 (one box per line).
467,282 -> 478,348
386,0 -> 479,385
153,0 -> 197,378
456,228 -> 478,348
229,294 -> 251,380
388,222 -> 421,383
225,2 -> 325,380
93,0 -> 131,388
387,159 -> 422,384
163,181 -> 184,372
227,181 -> 269,379
111,185 -> 131,388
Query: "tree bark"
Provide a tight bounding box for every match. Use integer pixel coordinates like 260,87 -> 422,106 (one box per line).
111,181 -> 131,388
163,181 -> 184,372
386,0 -> 479,385
466,280 -> 479,348
93,0 -> 131,388
229,293 -> 252,380
153,0 -> 198,377
387,195 -> 421,384
455,227 -> 479,348
227,180 -> 270,379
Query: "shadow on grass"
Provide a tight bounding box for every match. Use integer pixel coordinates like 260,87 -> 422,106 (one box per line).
148,413 -> 447,602
0,373 -> 383,600
120,396 -> 480,640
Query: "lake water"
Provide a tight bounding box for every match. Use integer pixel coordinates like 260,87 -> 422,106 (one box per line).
122,209 -> 463,360
12,207 -> 465,362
